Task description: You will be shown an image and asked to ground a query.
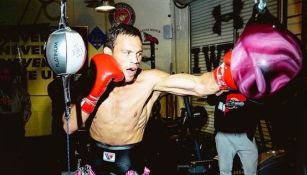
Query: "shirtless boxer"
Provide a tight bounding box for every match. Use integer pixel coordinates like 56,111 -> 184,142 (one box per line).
63,23 -> 302,175
63,24 -> 220,174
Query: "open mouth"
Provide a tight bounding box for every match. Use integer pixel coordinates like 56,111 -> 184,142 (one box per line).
126,67 -> 137,76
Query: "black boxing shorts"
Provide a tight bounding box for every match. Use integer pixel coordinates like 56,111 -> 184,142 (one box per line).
89,138 -> 149,175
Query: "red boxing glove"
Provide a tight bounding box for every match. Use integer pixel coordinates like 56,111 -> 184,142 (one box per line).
81,54 -> 124,114
213,50 -> 237,90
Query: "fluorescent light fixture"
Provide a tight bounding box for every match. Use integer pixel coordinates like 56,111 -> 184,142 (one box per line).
95,0 -> 115,12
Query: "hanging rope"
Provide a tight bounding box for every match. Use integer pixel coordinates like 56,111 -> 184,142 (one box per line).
59,0 -> 71,173
59,0 -> 68,29
62,75 -> 72,174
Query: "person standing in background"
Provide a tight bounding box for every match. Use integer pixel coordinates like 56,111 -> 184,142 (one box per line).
208,90 -> 260,175
0,61 -> 31,173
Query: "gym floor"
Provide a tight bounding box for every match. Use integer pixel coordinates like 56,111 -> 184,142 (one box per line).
3,134 -> 300,175
15,136 -> 59,175
8,133 -> 219,175
4,115 -> 301,175
16,136 -> 218,175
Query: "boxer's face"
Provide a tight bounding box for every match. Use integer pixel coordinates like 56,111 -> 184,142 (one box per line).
112,34 -> 143,82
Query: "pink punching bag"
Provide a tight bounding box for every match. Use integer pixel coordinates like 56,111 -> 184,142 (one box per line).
230,23 -> 303,100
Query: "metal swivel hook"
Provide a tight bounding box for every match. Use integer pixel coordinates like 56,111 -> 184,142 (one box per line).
255,0 -> 267,13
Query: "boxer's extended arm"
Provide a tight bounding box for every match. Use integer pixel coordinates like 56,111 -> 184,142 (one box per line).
153,70 -> 219,97
153,51 -> 236,96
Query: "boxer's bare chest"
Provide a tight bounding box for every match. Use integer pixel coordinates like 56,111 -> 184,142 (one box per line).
90,79 -> 160,144
95,79 -> 159,124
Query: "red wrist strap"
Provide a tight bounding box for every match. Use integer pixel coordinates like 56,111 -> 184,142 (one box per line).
213,51 -> 237,90
80,96 -> 98,114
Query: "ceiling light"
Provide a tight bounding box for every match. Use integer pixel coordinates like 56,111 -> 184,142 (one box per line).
95,0 -> 115,12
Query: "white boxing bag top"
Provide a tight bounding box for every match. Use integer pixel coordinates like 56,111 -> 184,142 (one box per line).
46,27 -> 87,75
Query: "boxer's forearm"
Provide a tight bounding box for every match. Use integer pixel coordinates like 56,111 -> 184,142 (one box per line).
198,72 -> 220,96
62,104 -> 90,134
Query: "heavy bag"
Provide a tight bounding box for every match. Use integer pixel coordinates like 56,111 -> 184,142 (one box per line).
230,23 -> 303,100
46,27 -> 86,75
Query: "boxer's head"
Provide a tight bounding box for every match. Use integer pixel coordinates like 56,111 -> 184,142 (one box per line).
104,24 -> 143,83
104,23 -> 142,51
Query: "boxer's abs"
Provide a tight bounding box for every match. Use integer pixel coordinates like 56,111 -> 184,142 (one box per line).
89,114 -> 147,145
88,80 -> 158,145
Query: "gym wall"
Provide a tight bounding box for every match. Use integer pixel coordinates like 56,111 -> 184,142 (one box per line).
0,0 -> 179,136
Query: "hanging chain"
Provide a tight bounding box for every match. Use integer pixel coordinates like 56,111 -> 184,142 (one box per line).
62,75 -> 71,174
59,0 -> 68,29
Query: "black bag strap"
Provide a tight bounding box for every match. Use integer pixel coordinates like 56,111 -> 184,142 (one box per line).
75,99 -> 91,165
76,100 -> 83,129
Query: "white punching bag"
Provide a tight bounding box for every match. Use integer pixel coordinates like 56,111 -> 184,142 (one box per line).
45,0 -> 86,75
46,27 -> 86,75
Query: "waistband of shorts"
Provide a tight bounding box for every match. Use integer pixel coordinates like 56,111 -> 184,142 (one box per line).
93,139 -> 140,151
